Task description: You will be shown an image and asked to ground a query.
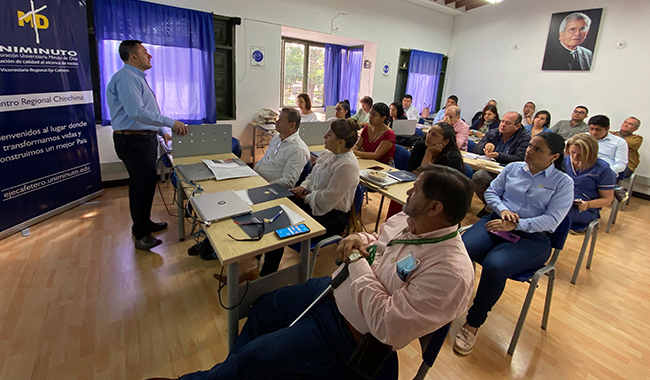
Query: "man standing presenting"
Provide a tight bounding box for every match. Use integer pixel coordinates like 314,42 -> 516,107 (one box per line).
443,105 -> 469,151
542,12 -> 593,71
551,106 -> 589,139
402,94 -> 420,120
107,40 -> 188,251
612,117 -> 643,179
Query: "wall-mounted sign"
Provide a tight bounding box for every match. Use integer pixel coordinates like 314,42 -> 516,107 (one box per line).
251,46 -> 265,69
381,62 -> 390,79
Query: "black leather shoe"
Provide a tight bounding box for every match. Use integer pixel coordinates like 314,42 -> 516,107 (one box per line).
476,206 -> 491,218
149,222 -> 168,233
135,235 -> 163,250
614,188 -> 627,203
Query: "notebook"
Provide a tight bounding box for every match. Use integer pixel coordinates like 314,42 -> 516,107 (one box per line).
392,119 -> 418,136
176,162 -> 214,182
234,183 -> 294,205
190,190 -> 252,222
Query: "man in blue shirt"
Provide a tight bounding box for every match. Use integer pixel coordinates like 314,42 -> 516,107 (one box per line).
107,40 -> 188,251
472,111 -> 531,217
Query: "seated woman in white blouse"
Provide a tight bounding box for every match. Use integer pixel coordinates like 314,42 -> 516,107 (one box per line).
297,93 -> 318,122
257,119 -> 362,274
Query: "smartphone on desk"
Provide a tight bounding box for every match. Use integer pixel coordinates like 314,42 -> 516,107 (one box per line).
275,223 -> 310,239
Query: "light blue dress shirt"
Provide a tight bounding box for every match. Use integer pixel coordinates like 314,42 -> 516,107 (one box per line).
485,162 -> 574,233
106,64 -> 174,132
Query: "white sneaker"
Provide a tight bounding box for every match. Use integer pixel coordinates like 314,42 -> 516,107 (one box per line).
453,327 -> 478,355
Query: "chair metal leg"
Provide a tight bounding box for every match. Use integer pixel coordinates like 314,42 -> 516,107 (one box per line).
508,273 -> 542,355
622,173 -> 636,211
413,363 -> 431,380
374,195 -> 386,232
605,199 -> 619,233
542,269 -> 555,330
571,224 -> 593,285
586,221 -> 599,269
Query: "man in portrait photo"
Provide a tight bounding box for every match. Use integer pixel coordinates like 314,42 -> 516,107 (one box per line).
542,10 -> 602,71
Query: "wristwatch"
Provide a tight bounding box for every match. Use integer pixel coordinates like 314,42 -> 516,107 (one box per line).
347,250 -> 364,264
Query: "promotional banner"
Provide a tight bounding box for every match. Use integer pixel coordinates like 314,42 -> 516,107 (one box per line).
0,0 -> 102,238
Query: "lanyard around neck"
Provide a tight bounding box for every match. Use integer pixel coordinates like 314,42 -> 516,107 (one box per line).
387,229 -> 458,247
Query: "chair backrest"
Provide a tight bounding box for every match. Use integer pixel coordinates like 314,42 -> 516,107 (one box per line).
416,322 -> 451,378
171,124 -> 232,158
550,216 -> 571,251
299,121 -> 331,145
231,137 -> 242,158
354,184 -> 364,215
414,127 -> 425,137
297,160 -> 312,187
464,163 -> 474,179
394,145 -> 410,170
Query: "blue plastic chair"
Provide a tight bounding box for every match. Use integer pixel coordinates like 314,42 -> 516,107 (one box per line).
463,163 -> 474,179
414,128 -> 425,137
411,322 -> 452,380
231,137 -> 242,158
505,216 -> 571,355
297,161 -> 312,187
393,145 -> 410,170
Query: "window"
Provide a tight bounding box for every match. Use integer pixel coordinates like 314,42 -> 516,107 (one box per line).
281,38 -> 325,108
394,49 -> 448,112
86,0 -> 236,123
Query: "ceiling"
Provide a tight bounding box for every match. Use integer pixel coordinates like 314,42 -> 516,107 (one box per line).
403,0 -> 495,16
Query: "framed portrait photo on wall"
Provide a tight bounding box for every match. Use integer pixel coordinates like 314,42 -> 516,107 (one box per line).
542,8 -> 603,71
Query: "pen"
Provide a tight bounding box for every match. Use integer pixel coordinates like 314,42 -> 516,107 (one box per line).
269,210 -> 284,223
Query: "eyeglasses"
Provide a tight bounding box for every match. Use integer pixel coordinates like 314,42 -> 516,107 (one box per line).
335,107 -> 343,111
573,110 -> 587,115
228,219 -> 265,241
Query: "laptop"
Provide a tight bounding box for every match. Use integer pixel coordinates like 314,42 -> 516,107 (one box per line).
176,162 -> 215,182
190,190 -> 252,222
392,119 -> 417,136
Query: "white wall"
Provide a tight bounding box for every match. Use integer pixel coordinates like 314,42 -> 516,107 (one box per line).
444,0 -> 650,191
97,0 -> 455,176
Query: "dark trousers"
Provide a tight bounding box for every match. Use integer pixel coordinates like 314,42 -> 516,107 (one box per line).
616,166 -> 634,182
179,277 -> 397,380
113,133 -> 159,239
567,205 -> 599,232
472,169 -> 498,205
463,213 -> 552,329
260,197 -> 349,276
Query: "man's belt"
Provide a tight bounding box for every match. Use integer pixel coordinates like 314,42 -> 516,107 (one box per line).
114,129 -> 157,136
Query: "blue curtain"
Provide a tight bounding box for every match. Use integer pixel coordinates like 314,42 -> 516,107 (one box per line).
405,50 -> 443,116
325,44 -> 363,114
94,0 -> 216,125
340,48 -> 363,114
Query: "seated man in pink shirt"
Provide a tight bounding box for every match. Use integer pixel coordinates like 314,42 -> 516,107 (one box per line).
443,105 -> 470,151
161,165 -> 475,380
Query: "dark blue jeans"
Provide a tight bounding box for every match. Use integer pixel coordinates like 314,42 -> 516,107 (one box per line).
113,133 -> 159,239
463,213 -> 551,329
179,277 -> 397,380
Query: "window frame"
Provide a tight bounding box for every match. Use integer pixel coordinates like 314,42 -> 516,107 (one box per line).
86,0 -> 236,123
280,37 -> 326,108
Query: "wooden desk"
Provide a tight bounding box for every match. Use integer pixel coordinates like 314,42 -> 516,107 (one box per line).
461,152 -> 504,174
173,154 -> 326,349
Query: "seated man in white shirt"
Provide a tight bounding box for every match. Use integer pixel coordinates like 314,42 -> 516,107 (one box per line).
587,114 -> 628,176
402,94 -> 420,120
164,165 -> 475,380
254,108 -> 310,188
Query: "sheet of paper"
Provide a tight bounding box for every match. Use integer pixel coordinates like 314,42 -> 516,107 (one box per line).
279,204 -> 305,225
202,158 -> 259,181
234,189 -> 254,205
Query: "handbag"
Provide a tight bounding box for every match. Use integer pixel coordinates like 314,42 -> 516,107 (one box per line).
346,333 -> 394,379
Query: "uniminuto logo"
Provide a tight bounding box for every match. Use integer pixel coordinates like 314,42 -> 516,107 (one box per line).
17,0 -> 49,45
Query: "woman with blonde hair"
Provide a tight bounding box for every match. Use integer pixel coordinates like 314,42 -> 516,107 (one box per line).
564,133 -> 616,231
